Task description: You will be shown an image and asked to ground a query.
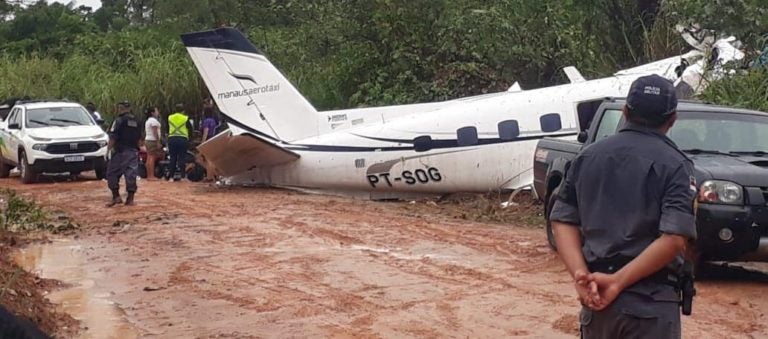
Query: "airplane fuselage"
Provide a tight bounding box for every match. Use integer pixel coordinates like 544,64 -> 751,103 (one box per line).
182,27 -> 696,198
222,75 -> 638,197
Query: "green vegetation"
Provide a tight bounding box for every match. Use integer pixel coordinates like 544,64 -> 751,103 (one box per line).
0,189 -> 47,232
0,0 -> 764,119
701,68 -> 768,112
0,189 -> 78,233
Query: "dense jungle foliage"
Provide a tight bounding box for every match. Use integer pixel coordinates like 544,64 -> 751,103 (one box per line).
0,0 -> 765,119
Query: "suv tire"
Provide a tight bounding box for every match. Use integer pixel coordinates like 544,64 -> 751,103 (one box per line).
18,151 -> 36,184
95,165 -> 106,180
545,192 -> 558,251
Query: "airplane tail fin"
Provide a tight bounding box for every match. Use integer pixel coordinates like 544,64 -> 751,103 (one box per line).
181,28 -> 319,142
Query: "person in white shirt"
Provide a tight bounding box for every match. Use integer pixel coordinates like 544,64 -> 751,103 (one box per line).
144,107 -> 164,180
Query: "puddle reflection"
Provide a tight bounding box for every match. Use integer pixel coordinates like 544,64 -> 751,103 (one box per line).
13,239 -> 139,339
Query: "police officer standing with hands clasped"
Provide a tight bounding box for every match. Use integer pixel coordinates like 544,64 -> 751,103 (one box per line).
550,74 -> 697,338
106,101 -> 141,207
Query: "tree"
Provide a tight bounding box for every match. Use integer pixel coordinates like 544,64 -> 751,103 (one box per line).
665,0 -> 768,49
0,2 -> 98,58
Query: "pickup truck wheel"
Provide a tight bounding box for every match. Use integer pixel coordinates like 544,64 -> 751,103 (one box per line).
18,151 -> 37,184
0,152 -> 11,178
545,193 -> 558,251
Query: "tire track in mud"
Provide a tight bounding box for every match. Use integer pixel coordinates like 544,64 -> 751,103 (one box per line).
159,204 -> 572,337
254,205 -> 580,338
196,192 -> 576,336
274,205 -> 572,303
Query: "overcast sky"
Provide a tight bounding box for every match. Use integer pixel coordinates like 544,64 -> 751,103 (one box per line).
50,0 -> 102,10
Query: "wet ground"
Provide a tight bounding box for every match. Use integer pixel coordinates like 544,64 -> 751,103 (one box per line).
14,239 -> 139,339
2,175 -> 768,338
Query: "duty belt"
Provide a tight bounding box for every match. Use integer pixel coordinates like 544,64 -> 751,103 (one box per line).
587,256 -> 679,287
587,255 -> 696,315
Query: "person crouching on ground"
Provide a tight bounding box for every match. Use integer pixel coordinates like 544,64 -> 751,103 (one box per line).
144,107 -> 164,181
166,104 -> 193,181
106,101 -> 141,206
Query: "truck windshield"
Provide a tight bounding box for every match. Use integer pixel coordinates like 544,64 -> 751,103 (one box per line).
25,107 -> 94,128
669,111 -> 768,154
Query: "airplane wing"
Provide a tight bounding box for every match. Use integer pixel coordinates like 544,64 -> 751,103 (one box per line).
198,128 -> 299,176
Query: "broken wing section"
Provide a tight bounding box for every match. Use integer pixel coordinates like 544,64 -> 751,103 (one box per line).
198,129 -> 299,177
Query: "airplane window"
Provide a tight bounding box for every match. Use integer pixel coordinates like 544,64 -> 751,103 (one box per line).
540,113 -> 562,132
457,126 -> 478,146
414,135 -> 433,152
498,120 -> 520,140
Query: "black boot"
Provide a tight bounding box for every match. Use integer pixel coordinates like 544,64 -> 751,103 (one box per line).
106,191 -> 122,207
124,192 -> 135,206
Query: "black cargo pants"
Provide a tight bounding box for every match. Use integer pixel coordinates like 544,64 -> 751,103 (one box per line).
580,292 -> 680,339
107,149 -> 138,193
167,136 -> 188,180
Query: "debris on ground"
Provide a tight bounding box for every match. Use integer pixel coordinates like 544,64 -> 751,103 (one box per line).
402,191 -> 543,226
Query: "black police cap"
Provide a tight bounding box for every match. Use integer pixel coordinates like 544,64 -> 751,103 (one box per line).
626,74 -> 678,121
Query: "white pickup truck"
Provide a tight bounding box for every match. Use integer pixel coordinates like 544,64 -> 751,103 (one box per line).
0,101 -> 109,183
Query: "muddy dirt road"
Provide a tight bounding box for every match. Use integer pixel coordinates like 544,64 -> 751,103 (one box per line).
3,177 -> 767,338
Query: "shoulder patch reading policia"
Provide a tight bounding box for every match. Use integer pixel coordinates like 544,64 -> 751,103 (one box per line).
127,119 -> 138,128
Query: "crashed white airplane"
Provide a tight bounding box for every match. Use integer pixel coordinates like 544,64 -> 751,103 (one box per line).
181,27 -> 741,199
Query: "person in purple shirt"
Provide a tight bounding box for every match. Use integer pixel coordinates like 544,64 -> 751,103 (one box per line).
200,109 -> 218,142
199,107 -> 219,182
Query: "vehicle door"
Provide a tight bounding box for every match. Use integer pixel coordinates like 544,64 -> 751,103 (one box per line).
4,108 -> 23,163
589,107 -> 625,143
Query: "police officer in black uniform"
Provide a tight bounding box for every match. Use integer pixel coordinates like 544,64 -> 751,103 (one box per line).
106,101 -> 141,207
550,75 -> 697,339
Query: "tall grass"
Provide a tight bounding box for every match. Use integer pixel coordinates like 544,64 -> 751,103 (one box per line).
0,46 -> 205,121
701,68 -> 768,112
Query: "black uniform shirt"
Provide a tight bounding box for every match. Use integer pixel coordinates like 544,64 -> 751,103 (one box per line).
109,112 -> 141,152
550,122 -> 697,301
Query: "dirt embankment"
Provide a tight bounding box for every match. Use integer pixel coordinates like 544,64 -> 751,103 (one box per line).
0,189 -> 79,338
1,176 -> 767,338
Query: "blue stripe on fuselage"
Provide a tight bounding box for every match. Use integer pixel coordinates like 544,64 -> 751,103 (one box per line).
219,111 -> 577,153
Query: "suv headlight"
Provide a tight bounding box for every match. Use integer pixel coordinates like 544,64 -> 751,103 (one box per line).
29,135 -> 52,142
699,180 -> 743,205
97,140 -> 108,148
32,144 -> 47,151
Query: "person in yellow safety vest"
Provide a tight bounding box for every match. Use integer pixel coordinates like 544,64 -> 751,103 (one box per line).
166,103 -> 194,181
